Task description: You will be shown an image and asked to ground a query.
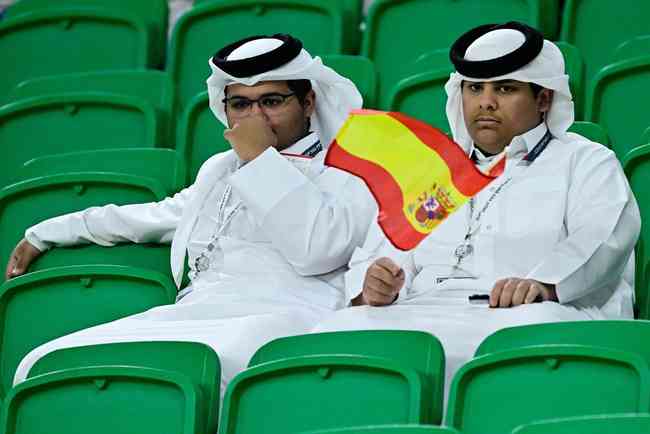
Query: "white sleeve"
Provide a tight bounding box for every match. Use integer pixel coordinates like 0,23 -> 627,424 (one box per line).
228,147 -> 377,276
25,185 -> 195,252
343,214 -> 417,305
526,149 -> 641,303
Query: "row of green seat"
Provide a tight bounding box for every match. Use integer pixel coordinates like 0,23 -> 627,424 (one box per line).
4,322 -> 650,434
3,57 -> 645,192
3,0 -> 649,117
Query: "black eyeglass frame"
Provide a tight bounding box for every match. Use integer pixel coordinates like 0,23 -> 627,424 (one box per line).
221,92 -> 296,110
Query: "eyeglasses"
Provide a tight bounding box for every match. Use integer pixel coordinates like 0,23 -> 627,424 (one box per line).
222,92 -> 296,116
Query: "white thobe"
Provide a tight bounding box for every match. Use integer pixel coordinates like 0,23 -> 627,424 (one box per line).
313,123 -> 641,403
16,133 -> 376,392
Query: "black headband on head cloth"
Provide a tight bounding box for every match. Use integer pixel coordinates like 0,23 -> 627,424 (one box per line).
449,21 -> 544,79
211,33 -> 303,78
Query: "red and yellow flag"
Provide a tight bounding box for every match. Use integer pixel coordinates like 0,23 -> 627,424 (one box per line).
325,109 -> 504,250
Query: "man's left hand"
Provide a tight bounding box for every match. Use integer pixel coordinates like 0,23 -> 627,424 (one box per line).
224,115 -> 278,162
489,277 -> 558,308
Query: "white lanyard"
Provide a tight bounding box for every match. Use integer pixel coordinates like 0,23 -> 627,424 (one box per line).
453,130 -> 553,269
194,185 -> 242,273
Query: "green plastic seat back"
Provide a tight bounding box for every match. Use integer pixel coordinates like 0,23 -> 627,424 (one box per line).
585,56 -> 650,160
642,127 -> 650,145
614,36 -> 650,63
249,330 -> 445,424
362,0 -> 545,108
539,0 -> 560,40
168,0 -> 345,111
8,71 -> 175,146
555,41 -> 585,117
512,414 -> 650,434
0,266 -> 176,400
0,174 -> 166,271
220,355 -> 425,434
447,345 -> 650,434
176,91 -> 230,186
475,321 -> 650,361
567,121 -> 609,146
560,0 -> 650,93
0,93 -> 159,187
623,145 -> 650,318
321,55 -> 377,108
28,341 -> 220,434
340,0 -> 362,53
192,0 -> 360,53
6,0 -> 168,68
386,49 -> 451,132
304,425 -> 461,434
0,9 -> 150,102
1,366 -> 200,434
19,149 -> 185,196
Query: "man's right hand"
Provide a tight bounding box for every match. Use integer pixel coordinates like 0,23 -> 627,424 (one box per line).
5,239 -> 42,281
353,257 -> 405,306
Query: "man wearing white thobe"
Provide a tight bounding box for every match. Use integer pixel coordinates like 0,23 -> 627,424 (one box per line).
313,22 -> 641,399
7,34 -> 376,392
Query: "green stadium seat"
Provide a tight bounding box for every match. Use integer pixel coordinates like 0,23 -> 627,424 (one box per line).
614,36 -> 650,63
27,341 -> 220,434
0,366 -> 200,434
585,55 -> 650,160
567,121 -> 609,146
304,425 -> 460,434
642,127 -> 650,145
321,55 -> 377,108
447,345 -> 650,434
0,172 -> 171,274
176,91 -> 230,186
0,9 -> 151,102
167,0 -> 347,111
219,330 -> 444,433
19,148 -> 185,196
192,0 -> 360,52
221,358 -> 423,434
555,41 -> 585,117
539,0 -> 561,41
0,93 -> 160,188
559,0 -> 650,92
8,71 -> 175,146
512,414 -> 650,434
5,0 -> 168,69
475,321 -> 650,360
362,0 -> 547,108
386,49 -> 451,132
623,145 -> 650,318
341,0 -> 363,54
0,266 -> 176,401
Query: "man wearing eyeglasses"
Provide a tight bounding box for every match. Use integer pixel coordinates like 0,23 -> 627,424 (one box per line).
8,34 -> 376,395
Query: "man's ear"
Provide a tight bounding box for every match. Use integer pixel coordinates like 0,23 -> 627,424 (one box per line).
538,88 -> 554,114
303,89 -> 316,117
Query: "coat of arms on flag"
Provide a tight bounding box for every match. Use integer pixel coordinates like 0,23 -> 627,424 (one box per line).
325,109 -> 504,251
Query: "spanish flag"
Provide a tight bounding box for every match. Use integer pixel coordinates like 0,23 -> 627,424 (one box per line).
325,109 -> 504,250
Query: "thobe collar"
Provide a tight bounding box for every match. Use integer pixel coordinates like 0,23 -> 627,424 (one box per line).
279,131 -> 321,157
508,121 -> 549,158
